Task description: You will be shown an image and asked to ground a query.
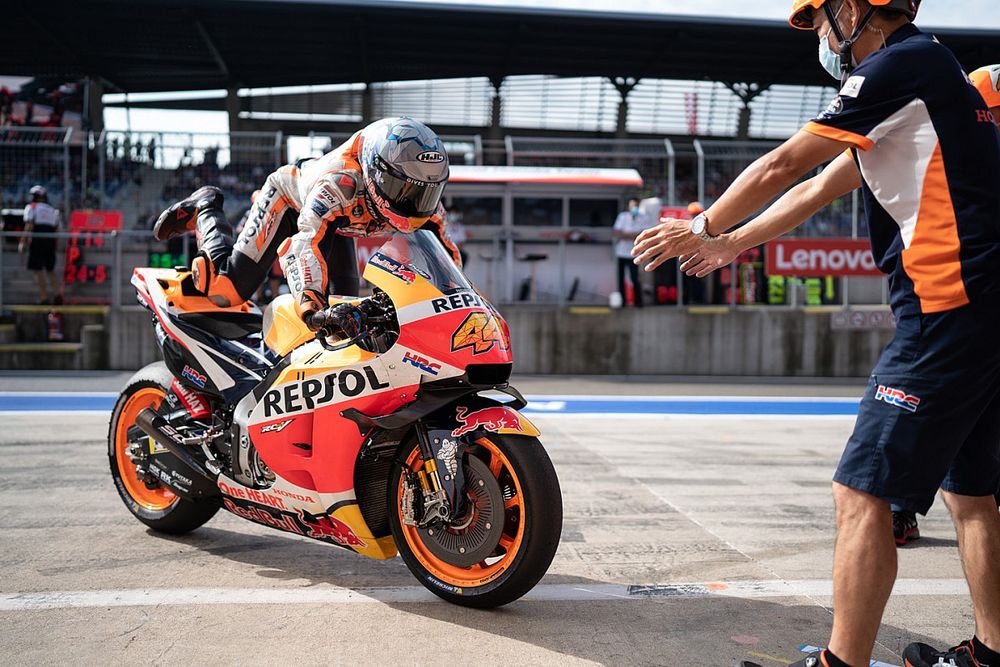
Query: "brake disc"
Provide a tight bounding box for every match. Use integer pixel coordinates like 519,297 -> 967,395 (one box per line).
416,454 -> 505,568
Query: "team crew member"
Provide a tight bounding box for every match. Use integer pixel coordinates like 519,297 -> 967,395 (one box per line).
632,2 -> 1000,666
18,185 -> 64,305
970,64 -> 1000,513
889,63 -> 1000,548
154,117 -> 460,332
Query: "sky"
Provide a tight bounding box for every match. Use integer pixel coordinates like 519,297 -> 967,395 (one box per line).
402,0 -> 1000,29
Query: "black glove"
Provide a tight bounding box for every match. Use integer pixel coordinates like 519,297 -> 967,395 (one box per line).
307,302 -> 366,340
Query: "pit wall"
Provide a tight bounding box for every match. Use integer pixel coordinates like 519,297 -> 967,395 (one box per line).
108,305 -> 892,377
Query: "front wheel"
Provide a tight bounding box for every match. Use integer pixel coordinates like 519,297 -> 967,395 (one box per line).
388,433 -> 562,608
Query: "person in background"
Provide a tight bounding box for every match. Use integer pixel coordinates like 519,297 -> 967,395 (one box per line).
447,204 -> 469,267
18,185 -> 64,305
889,64 -> 1000,546
613,198 -> 651,307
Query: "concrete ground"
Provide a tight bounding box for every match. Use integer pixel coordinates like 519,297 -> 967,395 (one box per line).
0,375 -> 980,666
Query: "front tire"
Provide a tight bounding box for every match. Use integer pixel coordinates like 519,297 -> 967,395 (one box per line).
388,433 -> 562,608
108,362 -> 218,534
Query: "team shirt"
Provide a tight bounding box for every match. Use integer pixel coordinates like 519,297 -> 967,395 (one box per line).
23,201 -> 60,229
803,24 -> 1000,317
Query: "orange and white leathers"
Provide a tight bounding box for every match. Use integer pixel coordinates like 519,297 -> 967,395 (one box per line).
205,131 -> 460,306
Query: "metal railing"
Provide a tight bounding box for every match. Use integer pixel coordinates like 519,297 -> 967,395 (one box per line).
1,129 -> 885,310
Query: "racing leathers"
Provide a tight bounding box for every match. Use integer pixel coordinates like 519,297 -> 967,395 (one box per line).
179,131 -> 460,312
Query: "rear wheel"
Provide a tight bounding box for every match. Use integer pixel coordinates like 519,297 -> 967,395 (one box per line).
107,362 -> 218,534
389,433 -> 562,608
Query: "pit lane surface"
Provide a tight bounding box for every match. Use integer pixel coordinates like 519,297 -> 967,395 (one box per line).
0,374 -> 975,666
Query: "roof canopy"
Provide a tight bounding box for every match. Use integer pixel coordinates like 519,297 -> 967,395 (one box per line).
7,0 -> 1000,93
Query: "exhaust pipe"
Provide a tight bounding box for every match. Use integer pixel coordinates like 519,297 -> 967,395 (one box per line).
135,407 -> 216,483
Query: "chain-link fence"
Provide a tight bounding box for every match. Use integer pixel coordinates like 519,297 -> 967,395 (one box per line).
0,127 -> 72,219
96,130 -> 283,230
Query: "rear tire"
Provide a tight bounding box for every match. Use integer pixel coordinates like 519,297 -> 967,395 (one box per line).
108,362 -> 218,534
388,433 -> 562,608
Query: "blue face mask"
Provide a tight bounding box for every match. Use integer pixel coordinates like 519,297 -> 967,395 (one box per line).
630,206 -> 640,216
819,36 -> 843,81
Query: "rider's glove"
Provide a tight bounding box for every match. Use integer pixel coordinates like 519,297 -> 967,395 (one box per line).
296,289 -> 327,329
308,302 -> 366,340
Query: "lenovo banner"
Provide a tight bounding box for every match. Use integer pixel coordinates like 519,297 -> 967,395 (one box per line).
766,239 -> 881,277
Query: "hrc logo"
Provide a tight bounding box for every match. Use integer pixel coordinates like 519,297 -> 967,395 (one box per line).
875,385 -> 920,413
402,351 -> 441,376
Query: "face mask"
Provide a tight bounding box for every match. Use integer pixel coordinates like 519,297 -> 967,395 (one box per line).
818,36 -> 843,81
817,1 -> 849,81
630,207 -> 640,216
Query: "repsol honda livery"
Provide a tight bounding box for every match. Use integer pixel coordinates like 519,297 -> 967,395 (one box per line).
109,230 -> 562,607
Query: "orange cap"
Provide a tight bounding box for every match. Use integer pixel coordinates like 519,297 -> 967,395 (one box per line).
789,0 -> 919,30
970,66 -> 1000,109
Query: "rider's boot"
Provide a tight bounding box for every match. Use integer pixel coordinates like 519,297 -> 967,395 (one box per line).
152,186 -> 224,241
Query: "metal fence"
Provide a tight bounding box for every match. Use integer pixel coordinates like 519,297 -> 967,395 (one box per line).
0,127 -> 73,219
1,129 -> 886,309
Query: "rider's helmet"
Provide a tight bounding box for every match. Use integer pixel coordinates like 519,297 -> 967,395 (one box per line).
970,65 -> 1000,110
789,0 -> 920,29
29,185 -> 47,202
359,117 -> 450,233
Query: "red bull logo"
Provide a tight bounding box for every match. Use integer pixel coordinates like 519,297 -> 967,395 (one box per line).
296,510 -> 367,548
452,406 -> 525,438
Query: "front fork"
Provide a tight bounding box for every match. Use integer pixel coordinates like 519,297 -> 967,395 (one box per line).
402,422 -> 469,527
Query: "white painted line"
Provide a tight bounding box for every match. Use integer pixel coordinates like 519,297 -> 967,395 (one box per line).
0,579 -> 969,611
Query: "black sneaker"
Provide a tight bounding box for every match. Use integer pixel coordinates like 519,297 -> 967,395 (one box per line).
893,510 -> 920,546
738,650 -> 826,667
904,640 -> 991,666
153,185 -> 223,241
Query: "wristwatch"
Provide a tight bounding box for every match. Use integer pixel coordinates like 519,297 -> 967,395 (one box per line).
690,212 -> 717,242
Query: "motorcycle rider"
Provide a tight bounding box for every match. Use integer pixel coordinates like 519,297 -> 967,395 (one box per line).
153,117 -> 460,337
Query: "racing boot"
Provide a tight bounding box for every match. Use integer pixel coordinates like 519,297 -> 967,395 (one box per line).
904,638 -> 1000,667
152,186 -> 224,241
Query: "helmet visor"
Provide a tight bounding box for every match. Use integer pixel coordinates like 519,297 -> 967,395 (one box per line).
368,158 -> 446,218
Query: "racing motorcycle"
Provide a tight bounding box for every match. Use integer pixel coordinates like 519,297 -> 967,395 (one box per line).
108,230 -> 562,608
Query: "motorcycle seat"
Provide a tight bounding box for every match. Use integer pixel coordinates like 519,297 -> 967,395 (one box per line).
176,311 -> 263,340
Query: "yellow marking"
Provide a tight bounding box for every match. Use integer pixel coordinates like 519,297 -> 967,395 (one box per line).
687,306 -> 730,315
568,306 -> 611,315
8,305 -> 109,315
746,652 -> 793,665
802,306 -> 841,315
0,342 -> 81,353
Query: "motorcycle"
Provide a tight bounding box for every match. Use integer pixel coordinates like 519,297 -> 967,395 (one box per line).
108,230 -> 562,607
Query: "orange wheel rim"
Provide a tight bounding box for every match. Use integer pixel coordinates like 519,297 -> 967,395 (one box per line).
398,437 -> 526,588
114,387 -> 177,511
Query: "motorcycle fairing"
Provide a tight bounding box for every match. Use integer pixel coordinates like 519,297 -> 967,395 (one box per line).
215,474 -> 397,559
133,268 -> 271,403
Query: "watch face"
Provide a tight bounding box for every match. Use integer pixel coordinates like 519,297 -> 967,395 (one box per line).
691,214 -> 705,236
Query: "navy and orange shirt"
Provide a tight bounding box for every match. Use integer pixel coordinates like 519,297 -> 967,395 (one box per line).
803,24 -> 1000,317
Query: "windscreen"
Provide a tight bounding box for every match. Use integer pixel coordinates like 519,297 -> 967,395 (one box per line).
371,230 -> 472,294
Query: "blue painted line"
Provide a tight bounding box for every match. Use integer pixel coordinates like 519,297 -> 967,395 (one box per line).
0,394 -> 116,412
0,392 -> 860,416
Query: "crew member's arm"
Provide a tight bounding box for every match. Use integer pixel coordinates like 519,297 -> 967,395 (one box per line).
679,151 -> 862,278
282,174 -> 355,326
420,203 -> 463,267
631,130 -> 852,271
